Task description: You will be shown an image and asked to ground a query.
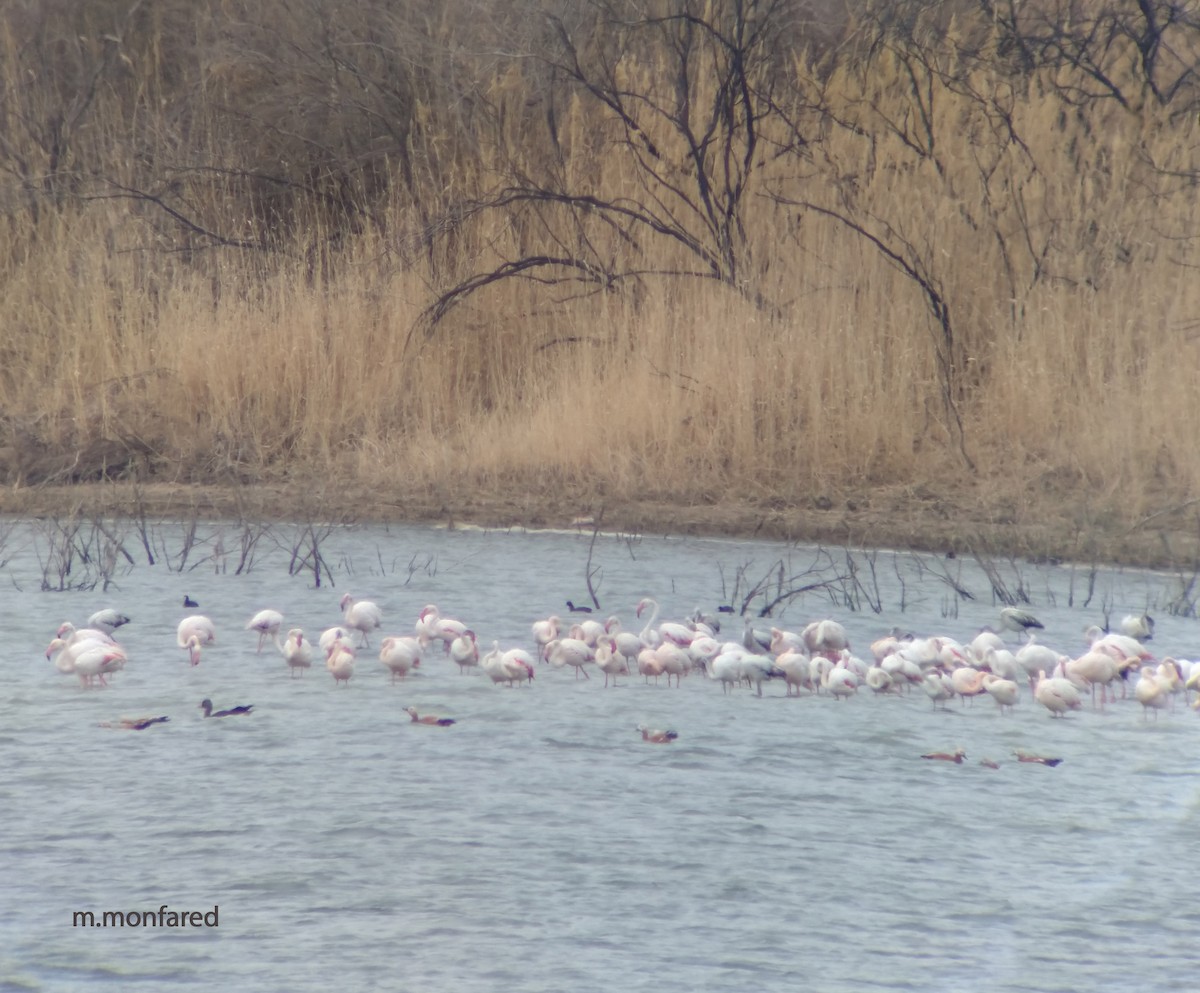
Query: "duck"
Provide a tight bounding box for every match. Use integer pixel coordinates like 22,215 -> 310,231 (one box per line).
199,699 -> 253,718
636,725 -> 678,743
99,715 -> 169,731
566,600 -> 593,613
404,706 -> 455,726
182,595 -> 199,608
1013,750 -> 1063,767
920,748 -> 966,763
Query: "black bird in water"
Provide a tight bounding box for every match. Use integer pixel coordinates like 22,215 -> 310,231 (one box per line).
565,600 -> 593,614
200,699 -> 254,719
183,595 -> 200,608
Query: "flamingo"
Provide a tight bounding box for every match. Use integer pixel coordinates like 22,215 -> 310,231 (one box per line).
950,666 -> 988,704
531,615 -> 561,660
547,636 -> 594,679
636,598 -> 694,649
326,640 -> 356,686
46,635 -> 116,678
769,627 -> 806,656
87,609 -> 131,635
72,644 -> 126,688
865,664 -> 895,695
404,707 -> 455,726
703,650 -> 744,694
654,642 -> 691,687
379,636 -> 421,683
319,626 -> 350,655
775,649 -> 813,695
593,639 -> 628,687
922,670 -> 955,709
177,615 -> 216,655
740,654 -> 786,697
969,627 -> 1007,661
1064,650 -> 1121,708
415,604 -> 466,653
246,609 -> 285,654
340,594 -> 382,647
823,664 -> 859,701
449,630 -> 480,674
636,647 -> 665,684
982,673 -> 1020,714
1033,670 -> 1083,718
481,642 -> 536,687
199,699 -> 253,718
636,725 -> 678,743
282,628 -> 313,677
802,618 -> 850,659
500,647 -> 537,687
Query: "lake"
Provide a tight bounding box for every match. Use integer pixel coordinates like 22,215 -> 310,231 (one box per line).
2,517 -> 1197,992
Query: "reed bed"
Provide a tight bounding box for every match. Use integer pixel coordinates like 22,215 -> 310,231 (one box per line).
1,1 -> 1198,560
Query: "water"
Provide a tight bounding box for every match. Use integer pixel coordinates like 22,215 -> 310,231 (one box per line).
2,518 -> 1199,992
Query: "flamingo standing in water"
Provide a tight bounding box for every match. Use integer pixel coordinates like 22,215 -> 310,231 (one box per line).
379,636 -> 421,683
282,628 -> 313,677
593,638 -> 628,687
72,644 -> 127,688
635,598 -> 694,649
802,619 -> 851,660
246,609 -> 284,654
982,673 -> 1020,714
340,595 -> 382,647
1033,670 -> 1082,718
531,615 -> 561,661
326,639 -> 356,686
178,615 -> 215,666
547,635 -> 594,679
415,604 -> 467,653
449,630 -> 480,674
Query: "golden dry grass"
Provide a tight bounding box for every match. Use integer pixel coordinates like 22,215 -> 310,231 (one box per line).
1,2 -> 1198,564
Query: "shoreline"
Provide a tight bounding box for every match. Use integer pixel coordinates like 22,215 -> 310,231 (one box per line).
2,481 -> 1198,574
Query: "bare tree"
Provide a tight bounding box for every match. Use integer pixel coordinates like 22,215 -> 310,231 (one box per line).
413,0 -> 823,336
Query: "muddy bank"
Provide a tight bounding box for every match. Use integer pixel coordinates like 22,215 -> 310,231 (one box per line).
2,480 -> 1198,573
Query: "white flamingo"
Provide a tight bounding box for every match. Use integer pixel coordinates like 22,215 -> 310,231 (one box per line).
379,635 -> 421,683
449,630 -> 480,674
246,609 -> 285,654
177,615 -> 215,666
282,628 -> 313,677
548,636 -> 594,679
326,640 -> 356,686
340,594 -> 382,647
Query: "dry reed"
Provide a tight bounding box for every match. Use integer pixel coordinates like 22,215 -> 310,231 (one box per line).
1,1 -> 1198,558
